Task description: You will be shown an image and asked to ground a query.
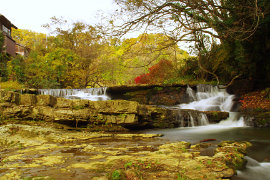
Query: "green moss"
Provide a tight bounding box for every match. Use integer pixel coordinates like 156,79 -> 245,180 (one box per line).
153,87 -> 164,91
257,118 -> 269,125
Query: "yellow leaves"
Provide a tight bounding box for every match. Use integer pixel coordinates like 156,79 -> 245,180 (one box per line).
114,48 -> 124,57
12,28 -> 47,49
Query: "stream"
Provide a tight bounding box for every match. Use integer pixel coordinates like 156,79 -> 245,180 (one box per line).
38,85 -> 270,179
141,85 -> 270,180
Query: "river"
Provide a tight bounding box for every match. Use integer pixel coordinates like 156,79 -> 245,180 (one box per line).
39,85 -> 270,179
141,85 -> 270,180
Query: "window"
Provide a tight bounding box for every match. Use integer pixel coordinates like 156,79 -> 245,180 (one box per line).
2,25 -> 11,36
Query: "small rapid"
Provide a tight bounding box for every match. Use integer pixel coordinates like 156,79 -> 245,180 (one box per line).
38,87 -> 110,101
177,84 -> 245,128
180,85 -> 236,112
232,157 -> 270,180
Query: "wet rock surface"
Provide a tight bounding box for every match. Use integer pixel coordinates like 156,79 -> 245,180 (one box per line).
0,123 -> 250,180
107,84 -> 190,106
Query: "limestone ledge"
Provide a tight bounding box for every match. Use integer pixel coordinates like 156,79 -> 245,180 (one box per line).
0,90 -> 229,129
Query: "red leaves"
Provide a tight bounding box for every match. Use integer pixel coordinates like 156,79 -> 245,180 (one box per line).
134,60 -> 174,84
134,73 -> 150,84
240,90 -> 270,111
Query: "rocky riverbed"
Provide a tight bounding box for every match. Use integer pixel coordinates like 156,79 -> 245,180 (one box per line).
0,121 -> 251,180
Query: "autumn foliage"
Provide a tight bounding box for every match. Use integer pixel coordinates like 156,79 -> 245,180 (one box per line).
134,59 -> 174,84
240,89 -> 270,111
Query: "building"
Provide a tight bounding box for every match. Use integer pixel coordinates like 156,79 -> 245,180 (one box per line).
0,14 -> 17,57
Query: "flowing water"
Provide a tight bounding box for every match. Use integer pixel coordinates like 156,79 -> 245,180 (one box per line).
143,85 -> 270,179
38,87 -> 110,101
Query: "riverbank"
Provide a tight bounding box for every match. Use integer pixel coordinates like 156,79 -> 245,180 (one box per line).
240,88 -> 270,127
0,121 -> 251,180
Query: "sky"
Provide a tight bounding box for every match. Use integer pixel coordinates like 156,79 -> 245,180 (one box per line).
0,0 -> 192,52
0,0 -> 115,34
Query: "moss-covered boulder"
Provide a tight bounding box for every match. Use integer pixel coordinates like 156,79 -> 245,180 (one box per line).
243,111 -> 270,127
204,111 -> 229,123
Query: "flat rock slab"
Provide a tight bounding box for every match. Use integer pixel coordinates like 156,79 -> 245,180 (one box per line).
0,123 -> 251,180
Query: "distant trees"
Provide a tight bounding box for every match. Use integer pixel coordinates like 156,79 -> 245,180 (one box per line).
5,17 -> 196,88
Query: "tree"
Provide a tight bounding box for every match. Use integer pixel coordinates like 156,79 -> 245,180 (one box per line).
7,55 -> 26,83
113,0 -> 270,87
23,48 -> 81,88
98,33 -> 190,85
12,28 -> 50,54
134,59 -> 175,84
0,31 -> 4,53
0,31 -> 10,81
43,17 -> 104,88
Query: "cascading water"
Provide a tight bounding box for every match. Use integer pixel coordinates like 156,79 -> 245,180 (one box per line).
38,87 -> 110,101
232,157 -> 270,180
180,85 -> 236,112
177,85 -> 270,179
143,85 -> 270,179
177,84 -> 245,127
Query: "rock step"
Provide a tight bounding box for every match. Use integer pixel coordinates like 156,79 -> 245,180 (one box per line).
0,90 -> 229,130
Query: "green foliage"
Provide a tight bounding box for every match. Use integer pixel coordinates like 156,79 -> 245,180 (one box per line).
178,56 -> 199,79
124,162 -> 133,170
22,48 -> 81,88
7,55 -> 26,83
0,31 -> 10,81
112,170 -> 121,180
0,31 -> 4,52
0,55 -> 9,82
0,81 -> 24,90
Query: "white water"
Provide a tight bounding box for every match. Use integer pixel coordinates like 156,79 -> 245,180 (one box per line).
38,87 -> 110,101
233,157 -> 270,180
178,85 -> 245,128
176,85 -> 270,179
180,85 -> 235,112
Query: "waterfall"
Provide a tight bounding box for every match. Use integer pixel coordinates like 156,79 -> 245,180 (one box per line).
199,113 -> 209,125
186,85 -> 197,101
180,85 -> 235,112
188,112 -> 195,127
176,110 -> 210,127
38,87 -> 110,101
177,84 -> 244,127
